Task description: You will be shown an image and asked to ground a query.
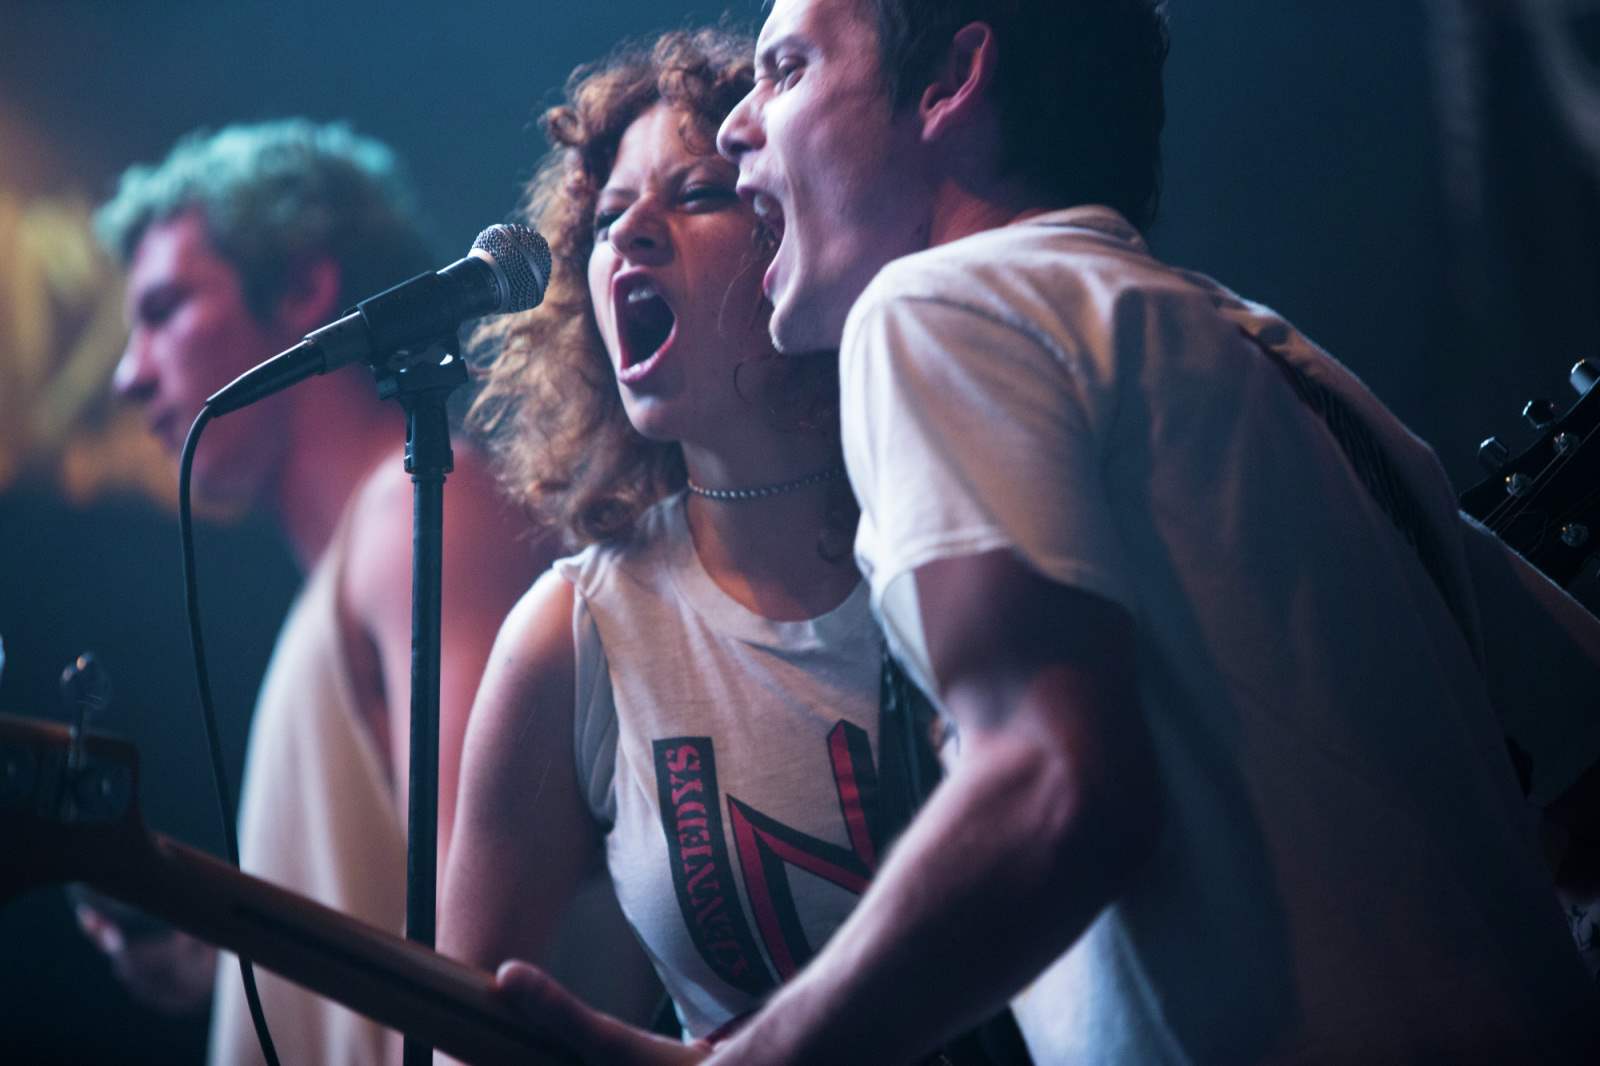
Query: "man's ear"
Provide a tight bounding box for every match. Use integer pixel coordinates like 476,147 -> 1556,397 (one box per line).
918,22 -> 998,145
273,256 -> 343,336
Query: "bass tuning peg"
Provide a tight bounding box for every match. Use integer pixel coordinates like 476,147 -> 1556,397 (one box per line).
1478,436 -> 1510,474
1570,360 -> 1598,397
60,652 -> 112,718
59,652 -> 112,773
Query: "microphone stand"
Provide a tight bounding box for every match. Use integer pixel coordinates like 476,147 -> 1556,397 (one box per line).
373,348 -> 469,1066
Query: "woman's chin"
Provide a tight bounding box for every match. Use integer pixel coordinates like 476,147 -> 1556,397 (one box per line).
621,402 -> 685,446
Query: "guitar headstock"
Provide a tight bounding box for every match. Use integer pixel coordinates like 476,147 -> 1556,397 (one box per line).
0,712 -> 147,903
1462,360 -> 1600,592
1,711 -> 575,1065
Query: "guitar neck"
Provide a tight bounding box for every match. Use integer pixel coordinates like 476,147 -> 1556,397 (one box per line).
86,830 -> 575,1066
2,714 -> 578,1063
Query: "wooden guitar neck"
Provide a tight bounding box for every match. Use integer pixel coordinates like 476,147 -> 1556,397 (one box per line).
1,713 -> 576,1066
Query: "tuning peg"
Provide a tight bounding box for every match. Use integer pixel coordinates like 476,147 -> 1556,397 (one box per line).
1523,399 -> 1556,429
1560,523 -> 1591,549
1478,436 -> 1510,473
60,652 -> 111,773
1571,360 -> 1598,396
60,652 -> 111,718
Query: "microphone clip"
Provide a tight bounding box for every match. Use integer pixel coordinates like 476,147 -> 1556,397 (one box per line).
371,347 -> 469,480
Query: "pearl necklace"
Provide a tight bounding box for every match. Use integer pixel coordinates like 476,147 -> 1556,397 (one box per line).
685,462 -> 847,502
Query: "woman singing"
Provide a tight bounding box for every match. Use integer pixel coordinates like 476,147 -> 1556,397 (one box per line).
440,27 -> 886,1058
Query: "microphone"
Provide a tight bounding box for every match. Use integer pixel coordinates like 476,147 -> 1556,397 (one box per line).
206,223 -> 551,415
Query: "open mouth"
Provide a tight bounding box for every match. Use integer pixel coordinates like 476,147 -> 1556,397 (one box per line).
615,275 -> 678,374
752,191 -> 786,252
750,191 -> 787,300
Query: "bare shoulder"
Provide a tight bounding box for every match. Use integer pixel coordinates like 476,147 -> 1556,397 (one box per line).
463,569 -> 581,796
443,567 -> 597,969
343,451 -> 410,556
482,568 -> 578,709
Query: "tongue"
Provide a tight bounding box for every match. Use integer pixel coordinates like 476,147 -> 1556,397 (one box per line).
627,296 -> 675,362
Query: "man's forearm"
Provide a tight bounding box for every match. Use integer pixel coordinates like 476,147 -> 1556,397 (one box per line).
709,688 -> 1159,1064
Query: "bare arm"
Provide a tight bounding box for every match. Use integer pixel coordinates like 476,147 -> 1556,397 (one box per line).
402,571 -> 604,1066
711,548 -> 1164,1063
437,570 -> 603,968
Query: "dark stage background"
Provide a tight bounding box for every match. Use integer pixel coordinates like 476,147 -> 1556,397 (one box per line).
2,1 -> 1595,1062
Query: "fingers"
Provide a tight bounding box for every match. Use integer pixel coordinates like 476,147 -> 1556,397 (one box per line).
497,961 -> 607,1057
76,904 -> 126,955
74,907 -> 215,1014
495,961 -> 709,1066
120,931 -> 215,1013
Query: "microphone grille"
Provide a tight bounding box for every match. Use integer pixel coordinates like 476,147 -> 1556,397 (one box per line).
472,223 -> 552,312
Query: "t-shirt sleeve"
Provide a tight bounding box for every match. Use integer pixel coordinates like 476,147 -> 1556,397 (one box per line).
842,289 -> 1134,681
1459,512 -> 1600,804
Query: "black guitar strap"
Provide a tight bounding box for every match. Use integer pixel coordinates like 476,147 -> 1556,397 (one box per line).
879,648 -> 1035,1066
1245,330 -> 1533,791
1247,330 -> 1479,647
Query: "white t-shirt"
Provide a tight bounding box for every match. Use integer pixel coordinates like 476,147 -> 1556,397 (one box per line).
555,495 -> 883,1039
841,206 -> 1600,1063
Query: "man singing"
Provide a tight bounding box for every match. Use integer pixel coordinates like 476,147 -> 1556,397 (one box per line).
81,119 -> 654,1064
491,3 -> 1600,1062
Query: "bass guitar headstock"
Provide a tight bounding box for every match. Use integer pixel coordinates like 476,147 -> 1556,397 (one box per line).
1,656 -> 578,1064
0,711 -> 147,903
1462,360 -> 1600,597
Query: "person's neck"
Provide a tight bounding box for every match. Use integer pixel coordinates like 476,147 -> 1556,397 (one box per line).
681,438 -> 859,622
270,381 -> 401,570
927,175 -> 1056,248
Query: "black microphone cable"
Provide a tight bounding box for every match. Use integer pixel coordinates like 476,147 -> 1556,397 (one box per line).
164,223 -> 548,1066
178,406 -> 281,1066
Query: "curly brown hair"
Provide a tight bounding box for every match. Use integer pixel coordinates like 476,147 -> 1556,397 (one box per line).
469,27 -> 781,548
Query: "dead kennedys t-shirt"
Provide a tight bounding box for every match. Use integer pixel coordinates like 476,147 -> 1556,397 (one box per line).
553,494 -> 883,1037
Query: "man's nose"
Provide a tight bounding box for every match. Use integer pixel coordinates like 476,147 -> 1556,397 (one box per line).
716,88 -> 764,164
111,332 -> 155,401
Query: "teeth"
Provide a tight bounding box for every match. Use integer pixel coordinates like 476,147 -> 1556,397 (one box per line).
752,193 -> 782,223
626,283 -> 661,304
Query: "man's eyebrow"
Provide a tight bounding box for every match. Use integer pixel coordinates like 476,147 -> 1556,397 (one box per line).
755,33 -> 805,70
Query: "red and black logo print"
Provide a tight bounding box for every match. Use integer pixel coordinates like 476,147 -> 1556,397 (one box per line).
653,721 -> 884,995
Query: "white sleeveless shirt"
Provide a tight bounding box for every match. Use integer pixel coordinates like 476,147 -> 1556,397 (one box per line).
555,494 -> 883,1038
211,493 -> 660,1064
209,506 -> 402,1066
